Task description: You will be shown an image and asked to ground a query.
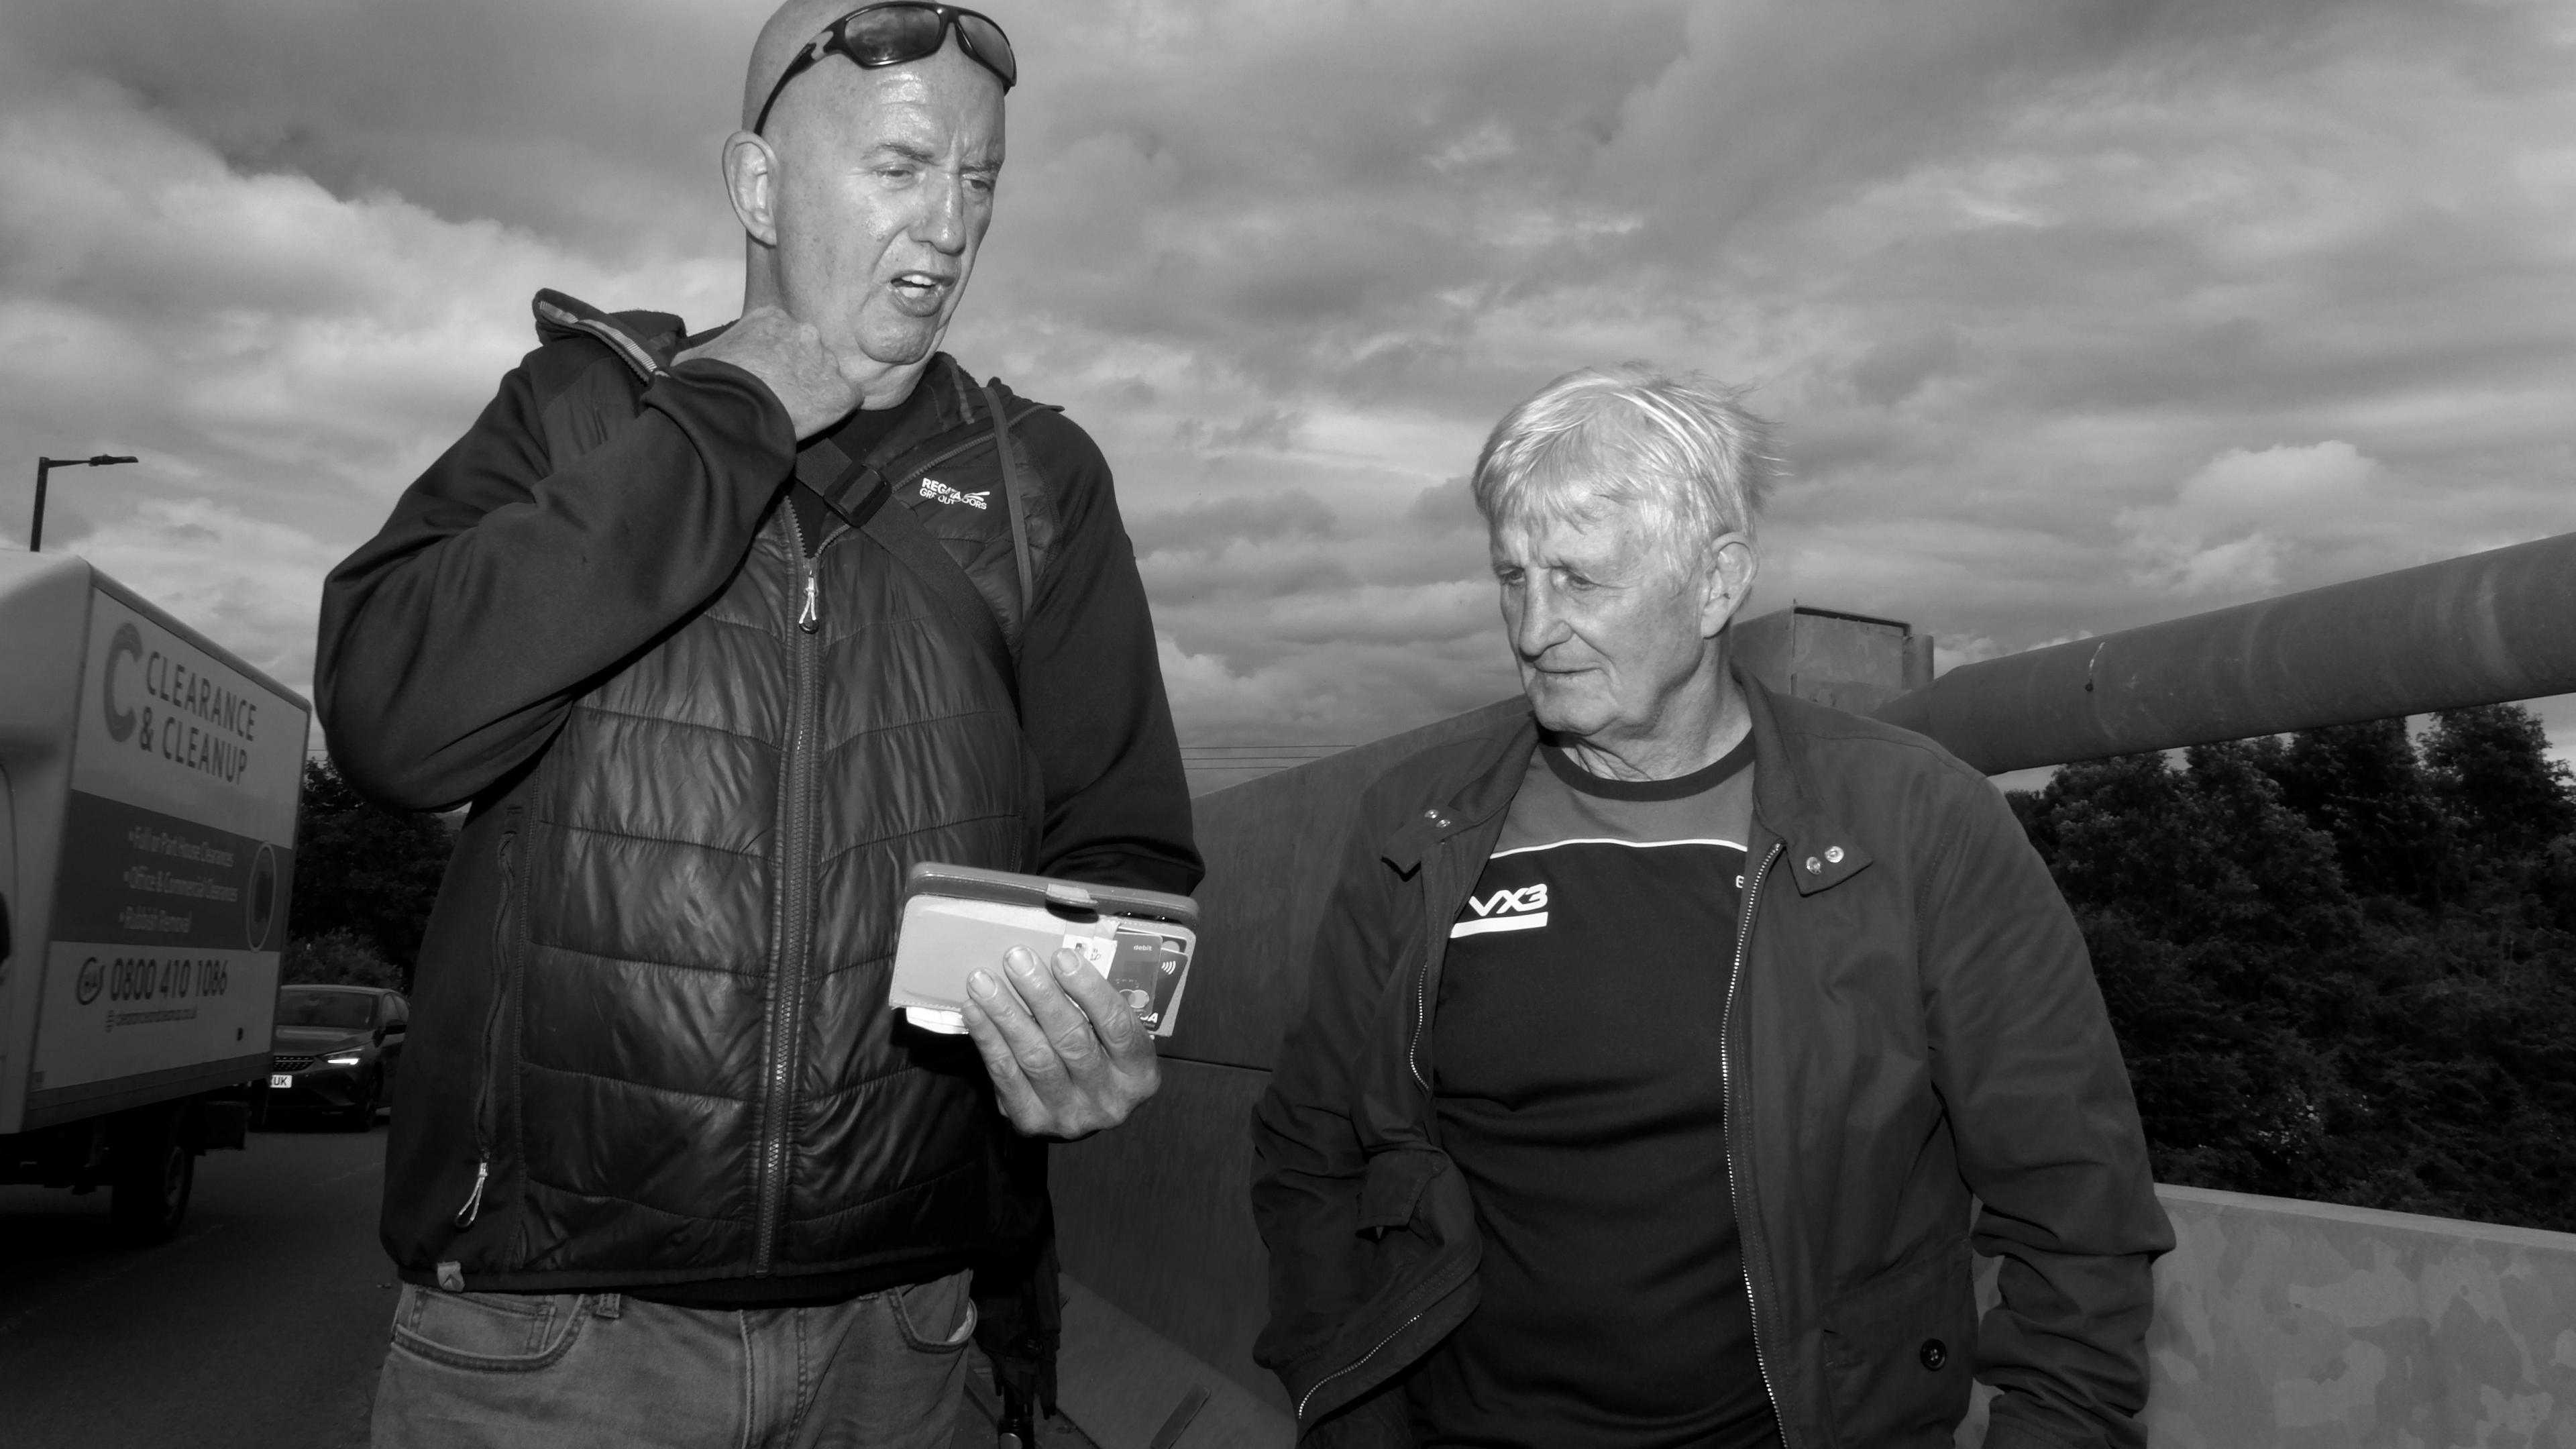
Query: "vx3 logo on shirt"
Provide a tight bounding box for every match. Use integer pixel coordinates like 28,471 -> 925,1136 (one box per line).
919,478 -> 989,510
1451,882 -> 1549,938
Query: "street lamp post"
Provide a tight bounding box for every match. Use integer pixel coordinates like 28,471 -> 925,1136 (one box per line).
30,454 -> 138,551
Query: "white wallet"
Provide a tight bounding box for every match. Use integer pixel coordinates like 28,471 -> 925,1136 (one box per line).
887,861 -> 1201,1038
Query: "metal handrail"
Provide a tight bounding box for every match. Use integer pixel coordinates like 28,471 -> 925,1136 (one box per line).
1871,529 -> 2576,774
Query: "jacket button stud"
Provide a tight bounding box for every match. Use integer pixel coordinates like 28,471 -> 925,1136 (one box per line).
1805,856 -> 1821,873
1920,1338 -> 1947,1371
1826,845 -> 1844,864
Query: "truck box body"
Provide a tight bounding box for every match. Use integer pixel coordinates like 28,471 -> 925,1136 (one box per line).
0,553 -> 309,1137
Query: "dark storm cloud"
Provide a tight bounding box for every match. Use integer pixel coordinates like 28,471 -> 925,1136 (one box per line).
1,0 -> 751,258
3,0 -> 2573,751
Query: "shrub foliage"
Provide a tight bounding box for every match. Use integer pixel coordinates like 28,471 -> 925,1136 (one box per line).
285,756 -> 455,990
280,928 -> 405,990
2012,704 -> 2576,1232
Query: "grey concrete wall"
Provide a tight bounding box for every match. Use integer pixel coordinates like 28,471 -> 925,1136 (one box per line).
1065,1138 -> 2576,1448
2139,1185 -> 2576,1446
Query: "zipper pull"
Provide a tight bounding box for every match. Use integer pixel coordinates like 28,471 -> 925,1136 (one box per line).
453,1160 -> 489,1228
798,572 -> 820,634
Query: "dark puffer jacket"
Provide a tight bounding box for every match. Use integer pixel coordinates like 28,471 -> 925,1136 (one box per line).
318,293 -> 1198,1296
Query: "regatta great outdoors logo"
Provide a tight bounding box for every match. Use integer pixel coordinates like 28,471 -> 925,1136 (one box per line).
918,478 -> 989,510
1450,882 -> 1550,938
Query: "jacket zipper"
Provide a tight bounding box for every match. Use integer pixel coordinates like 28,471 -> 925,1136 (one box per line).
1407,945 -> 1434,1092
1407,820 -> 1462,1093
453,1160 -> 488,1228
754,512 -> 826,1273
1722,841 -> 1790,1443
458,820 -> 519,1228
1296,1306 -> 1427,1426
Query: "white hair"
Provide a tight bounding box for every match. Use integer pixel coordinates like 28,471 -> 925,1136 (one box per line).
1470,363 -> 1772,564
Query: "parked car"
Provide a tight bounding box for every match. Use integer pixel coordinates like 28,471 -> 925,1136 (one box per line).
264,985 -> 407,1130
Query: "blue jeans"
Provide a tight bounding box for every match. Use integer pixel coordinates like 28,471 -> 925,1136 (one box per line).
368,1270 -> 975,1449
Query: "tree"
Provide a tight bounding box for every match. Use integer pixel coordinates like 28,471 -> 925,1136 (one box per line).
2266,718 -> 2443,906
2423,704 -> 2576,861
2017,747 -> 2356,1199
280,929 -> 404,990
2014,722 -> 2576,1232
289,757 -> 456,987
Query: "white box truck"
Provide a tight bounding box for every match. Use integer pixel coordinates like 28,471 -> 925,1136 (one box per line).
0,551 -> 309,1239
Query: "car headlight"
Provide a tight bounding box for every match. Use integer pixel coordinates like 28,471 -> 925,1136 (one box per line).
324,1053 -> 363,1067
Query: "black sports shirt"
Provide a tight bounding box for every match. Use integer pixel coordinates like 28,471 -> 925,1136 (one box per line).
1408,732 -> 1781,1449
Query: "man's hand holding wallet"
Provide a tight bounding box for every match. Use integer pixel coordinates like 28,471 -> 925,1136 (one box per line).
890,863 -> 1200,1140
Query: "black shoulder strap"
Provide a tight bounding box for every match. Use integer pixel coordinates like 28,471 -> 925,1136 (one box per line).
804,386 -> 1055,521
979,381 -> 1040,612
804,415 -> 986,522
796,439 -> 1018,704
525,297 -> 1030,702
865,505 -> 1020,706
798,365 -> 1055,610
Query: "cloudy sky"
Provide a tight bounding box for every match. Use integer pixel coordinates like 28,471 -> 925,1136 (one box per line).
4,0 -> 2573,775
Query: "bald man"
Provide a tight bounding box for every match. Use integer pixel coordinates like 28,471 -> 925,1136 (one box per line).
317,6 -> 1198,1445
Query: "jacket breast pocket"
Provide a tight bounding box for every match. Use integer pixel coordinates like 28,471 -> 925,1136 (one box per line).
1821,1242 -> 1978,1449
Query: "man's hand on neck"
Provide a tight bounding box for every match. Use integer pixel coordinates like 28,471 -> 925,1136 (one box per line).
675,307 -> 928,439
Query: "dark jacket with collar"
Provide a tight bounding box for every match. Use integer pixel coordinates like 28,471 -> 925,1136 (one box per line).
317,292 -> 1198,1304
1250,670 -> 2171,1449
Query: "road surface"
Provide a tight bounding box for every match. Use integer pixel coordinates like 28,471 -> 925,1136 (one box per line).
0,1120 -> 395,1449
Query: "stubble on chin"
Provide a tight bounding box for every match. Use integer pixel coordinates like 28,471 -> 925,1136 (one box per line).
851,311 -> 946,369
1521,675 -> 1599,739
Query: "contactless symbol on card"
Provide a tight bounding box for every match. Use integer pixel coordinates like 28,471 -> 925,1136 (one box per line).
1059,928 -> 1192,1032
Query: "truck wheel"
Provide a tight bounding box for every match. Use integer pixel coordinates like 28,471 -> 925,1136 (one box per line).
109,1108 -> 195,1244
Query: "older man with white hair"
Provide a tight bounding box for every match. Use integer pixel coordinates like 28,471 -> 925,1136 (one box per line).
1252,365 -> 2172,1449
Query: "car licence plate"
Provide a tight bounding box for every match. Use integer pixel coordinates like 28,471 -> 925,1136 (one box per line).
270,1074 -> 294,1089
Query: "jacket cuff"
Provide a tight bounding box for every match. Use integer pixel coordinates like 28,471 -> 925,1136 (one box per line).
651,358 -> 798,480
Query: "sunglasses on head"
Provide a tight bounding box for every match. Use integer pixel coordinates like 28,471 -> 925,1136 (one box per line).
753,3 -> 1016,135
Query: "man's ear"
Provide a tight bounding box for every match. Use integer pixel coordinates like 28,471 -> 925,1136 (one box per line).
719,129 -> 783,248
1700,533 -> 1758,639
